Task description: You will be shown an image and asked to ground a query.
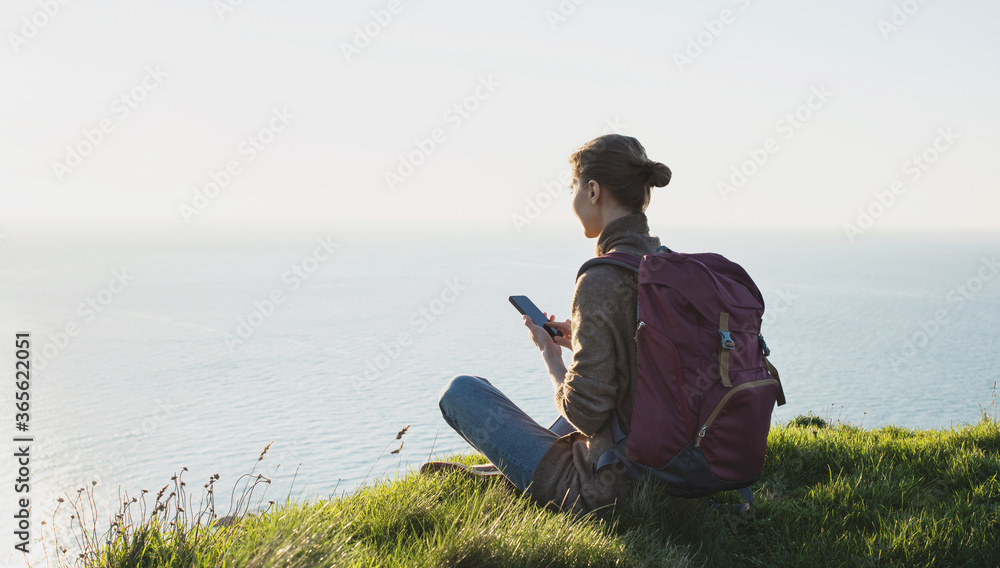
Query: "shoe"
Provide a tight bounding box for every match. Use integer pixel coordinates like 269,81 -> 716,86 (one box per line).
419,461 -> 516,489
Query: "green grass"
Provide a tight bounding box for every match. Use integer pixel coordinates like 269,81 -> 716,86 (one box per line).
39,415 -> 1000,568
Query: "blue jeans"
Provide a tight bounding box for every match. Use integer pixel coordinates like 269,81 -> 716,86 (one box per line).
438,374 -> 577,494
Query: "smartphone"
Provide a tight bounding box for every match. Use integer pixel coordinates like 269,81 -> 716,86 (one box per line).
509,295 -> 563,338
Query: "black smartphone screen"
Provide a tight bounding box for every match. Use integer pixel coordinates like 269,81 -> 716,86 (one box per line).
509,295 -> 563,337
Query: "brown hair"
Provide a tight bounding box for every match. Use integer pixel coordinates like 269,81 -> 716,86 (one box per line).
569,134 -> 671,213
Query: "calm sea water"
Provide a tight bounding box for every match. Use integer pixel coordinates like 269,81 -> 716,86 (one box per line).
1,224 -> 998,565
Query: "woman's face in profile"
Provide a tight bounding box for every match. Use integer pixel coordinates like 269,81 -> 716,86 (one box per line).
570,177 -> 601,238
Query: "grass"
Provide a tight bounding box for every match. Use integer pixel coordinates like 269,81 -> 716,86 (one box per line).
34,405 -> 1000,568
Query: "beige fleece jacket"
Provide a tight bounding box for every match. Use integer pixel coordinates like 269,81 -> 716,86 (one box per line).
528,212 -> 662,517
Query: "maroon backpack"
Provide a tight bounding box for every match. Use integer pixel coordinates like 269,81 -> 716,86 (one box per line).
581,246 -> 786,504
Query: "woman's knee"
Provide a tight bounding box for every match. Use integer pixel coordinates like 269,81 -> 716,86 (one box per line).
438,374 -> 489,412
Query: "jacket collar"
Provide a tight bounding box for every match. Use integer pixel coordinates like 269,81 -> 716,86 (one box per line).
595,212 -> 652,256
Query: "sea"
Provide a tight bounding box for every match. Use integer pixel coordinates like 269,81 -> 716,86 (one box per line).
0,223 -> 998,566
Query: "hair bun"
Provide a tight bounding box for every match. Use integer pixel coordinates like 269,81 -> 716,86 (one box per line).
645,161 -> 672,188
569,134 -> 669,213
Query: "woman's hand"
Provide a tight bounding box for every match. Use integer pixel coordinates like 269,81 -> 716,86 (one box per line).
524,313 -> 571,391
542,312 -> 572,349
523,313 -> 573,354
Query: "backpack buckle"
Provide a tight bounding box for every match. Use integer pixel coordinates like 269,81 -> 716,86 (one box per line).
719,329 -> 735,350
758,333 -> 770,357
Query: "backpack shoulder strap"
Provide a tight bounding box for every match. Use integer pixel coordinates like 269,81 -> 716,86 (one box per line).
576,253 -> 639,281
763,355 -> 787,406
593,408 -> 633,478
575,246 -> 672,282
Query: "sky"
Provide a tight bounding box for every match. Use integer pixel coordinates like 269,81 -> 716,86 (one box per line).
2,0 -> 999,237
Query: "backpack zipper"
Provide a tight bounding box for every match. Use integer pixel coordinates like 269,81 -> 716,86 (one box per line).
634,320 -> 645,342
695,378 -> 778,448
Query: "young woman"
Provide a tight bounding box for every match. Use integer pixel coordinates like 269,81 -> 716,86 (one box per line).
430,134 -> 672,517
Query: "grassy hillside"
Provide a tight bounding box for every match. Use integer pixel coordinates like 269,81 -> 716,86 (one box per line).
36,413 -> 1000,568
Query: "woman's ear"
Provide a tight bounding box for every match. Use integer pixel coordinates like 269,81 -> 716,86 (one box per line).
588,180 -> 601,205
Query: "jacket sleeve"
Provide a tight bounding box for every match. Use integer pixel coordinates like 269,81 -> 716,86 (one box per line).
554,267 -> 625,437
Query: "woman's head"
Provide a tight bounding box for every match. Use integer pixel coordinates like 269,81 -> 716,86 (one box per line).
568,134 -> 671,237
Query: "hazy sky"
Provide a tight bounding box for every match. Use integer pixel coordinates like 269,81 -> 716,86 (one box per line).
2,0 -> 998,236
